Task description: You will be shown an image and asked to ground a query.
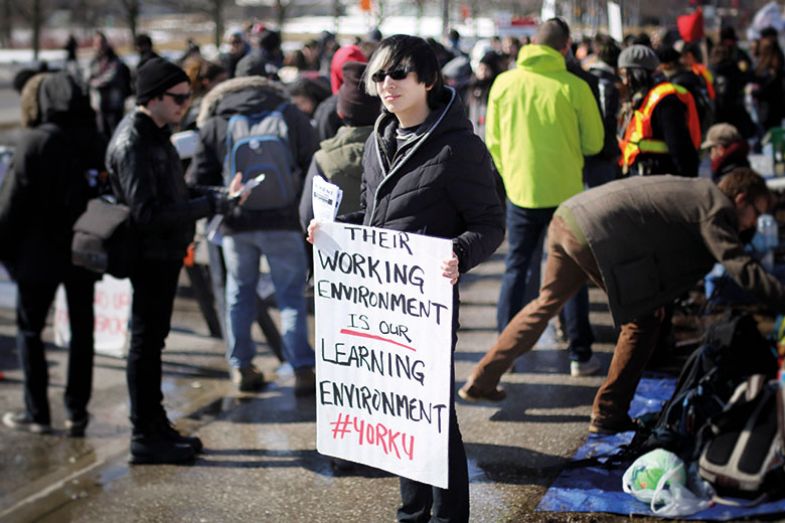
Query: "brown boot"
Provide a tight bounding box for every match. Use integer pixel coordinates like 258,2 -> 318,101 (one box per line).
230,365 -> 266,392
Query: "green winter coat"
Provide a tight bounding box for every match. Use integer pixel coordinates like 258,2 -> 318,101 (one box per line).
485,44 -> 604,208
313,125 -> 373,215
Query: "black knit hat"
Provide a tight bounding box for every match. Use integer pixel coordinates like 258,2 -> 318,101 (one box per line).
337,61 -> 380,127
136,57 -> 189,104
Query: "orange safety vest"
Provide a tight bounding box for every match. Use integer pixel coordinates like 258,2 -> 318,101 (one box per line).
618,82 -> 702,173
692,63 -> 716,100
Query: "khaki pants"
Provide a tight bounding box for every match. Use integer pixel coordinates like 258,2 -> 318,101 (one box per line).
470,216 -> 662,424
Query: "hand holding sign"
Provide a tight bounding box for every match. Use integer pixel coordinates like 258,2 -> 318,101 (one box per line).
441,252 -> 459,285
307,219 -> 319,245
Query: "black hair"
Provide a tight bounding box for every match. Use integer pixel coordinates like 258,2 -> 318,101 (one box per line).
289,77 -> 331,105
626,67 -> 655,101
656,46 -> 681,66
365,34 -> 444,109
683,42 -> 703,63
135,33 -> 153,50
594,34 -> 621,68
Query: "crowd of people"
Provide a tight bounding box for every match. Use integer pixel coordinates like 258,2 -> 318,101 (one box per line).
2,14 -> 785,522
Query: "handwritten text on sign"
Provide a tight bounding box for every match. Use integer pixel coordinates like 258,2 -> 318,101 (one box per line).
314,223 -> 453,488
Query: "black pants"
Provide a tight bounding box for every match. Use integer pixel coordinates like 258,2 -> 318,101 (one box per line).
16,267 -> 95,424
398,311 -> 469,523
127,258 -> 182,430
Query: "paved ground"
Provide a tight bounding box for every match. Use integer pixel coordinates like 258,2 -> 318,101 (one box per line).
0,241 -> 637,522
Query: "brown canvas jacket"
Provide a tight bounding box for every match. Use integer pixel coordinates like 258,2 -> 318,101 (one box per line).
564,175 -> 785,325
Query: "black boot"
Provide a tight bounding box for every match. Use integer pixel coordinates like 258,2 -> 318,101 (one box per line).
129,422 -> 196,465
157,414 -> 204,453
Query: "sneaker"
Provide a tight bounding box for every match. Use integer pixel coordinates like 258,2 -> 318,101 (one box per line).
294,367 -> 316,397
130,432 -> 196,465
3,411 -> 51,434
570,356 -> 602,377
457,383 -> 506,403
588,416 -> 638,435
157,415 -> 203,453
65,416 -> 89,438
231,365 -> 266,392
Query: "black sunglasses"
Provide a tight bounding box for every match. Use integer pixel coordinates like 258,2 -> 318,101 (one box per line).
371,68 -> 410,83
163,92 -> 191,105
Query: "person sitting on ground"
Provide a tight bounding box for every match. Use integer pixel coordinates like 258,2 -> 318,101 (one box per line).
460,169 -> 785,435
702,123 -> 750,181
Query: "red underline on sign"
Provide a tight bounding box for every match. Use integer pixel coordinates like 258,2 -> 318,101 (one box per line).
339,329 -> 417,352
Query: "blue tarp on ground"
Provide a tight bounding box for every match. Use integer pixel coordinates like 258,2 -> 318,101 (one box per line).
536,376 -> 785,520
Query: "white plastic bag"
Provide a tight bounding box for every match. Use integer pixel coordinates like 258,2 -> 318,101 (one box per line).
622,449 -> 712,517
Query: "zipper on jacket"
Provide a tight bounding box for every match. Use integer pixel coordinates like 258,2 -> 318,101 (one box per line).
368,87 -> 457,225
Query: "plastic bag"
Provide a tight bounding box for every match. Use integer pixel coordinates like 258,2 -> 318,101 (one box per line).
622,449 -> 712,517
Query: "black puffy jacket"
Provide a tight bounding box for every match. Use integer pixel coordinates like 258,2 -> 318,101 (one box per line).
189,76 -> 318,233
106,108 -> 213,261
353,87 -> 504,275
0,71 -> 103,282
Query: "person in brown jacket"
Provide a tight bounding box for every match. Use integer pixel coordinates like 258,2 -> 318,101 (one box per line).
460,169 -> 785,434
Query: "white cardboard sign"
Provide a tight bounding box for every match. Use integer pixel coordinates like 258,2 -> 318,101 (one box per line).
608,1 -> 624,43
54,275 -> 131,358
313,222 -> 453,488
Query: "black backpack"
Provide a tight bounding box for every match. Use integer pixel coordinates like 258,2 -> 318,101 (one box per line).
71,196 -> 136,278
633,313 -> 778,461
699,375 -> 785,502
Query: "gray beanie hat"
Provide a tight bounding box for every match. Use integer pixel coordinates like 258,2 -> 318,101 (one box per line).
618,44 -> 660,71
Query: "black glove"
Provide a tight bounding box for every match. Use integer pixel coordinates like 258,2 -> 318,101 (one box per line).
207,189 -> 238,216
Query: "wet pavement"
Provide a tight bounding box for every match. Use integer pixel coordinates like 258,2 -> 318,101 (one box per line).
0,246 -> 630,522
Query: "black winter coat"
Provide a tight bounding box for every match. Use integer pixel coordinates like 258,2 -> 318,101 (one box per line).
189,76 -> 318,233
0,72 -> 103,283
713,59 -> 755,138
352,87 -> 504,275
588,62 -> 621,162
106,108 -> 213,261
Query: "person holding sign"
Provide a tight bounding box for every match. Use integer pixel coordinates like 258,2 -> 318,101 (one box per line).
309,34 -> 504,523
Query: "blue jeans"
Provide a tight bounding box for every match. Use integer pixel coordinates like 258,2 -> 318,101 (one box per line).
496,203 -> 594,362
222,230 -> 314,370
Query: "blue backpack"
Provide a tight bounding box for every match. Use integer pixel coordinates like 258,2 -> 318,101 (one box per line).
224,103 -> 295,211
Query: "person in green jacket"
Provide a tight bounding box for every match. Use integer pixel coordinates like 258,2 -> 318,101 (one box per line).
299,61 -> 381,228
482,19 -> 605,378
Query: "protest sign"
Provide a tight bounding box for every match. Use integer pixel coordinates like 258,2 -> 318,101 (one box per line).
55,276 -> 131,358
313,222 -> 453,488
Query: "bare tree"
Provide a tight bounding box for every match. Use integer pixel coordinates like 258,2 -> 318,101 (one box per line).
0,0 -> 12,48
161,0 -> 227,48
273,0 -> 292,32
118,0 -> 141,42
12,0 -> 47,60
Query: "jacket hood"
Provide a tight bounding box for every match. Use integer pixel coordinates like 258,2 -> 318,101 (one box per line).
373,86 -> 471,175
38,71 -> 92,126
516,44 -> 566,73
20,73 -> 48,128
330,45 -> 367,93
196,75 -> 289,127
374,86 -> 470,144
